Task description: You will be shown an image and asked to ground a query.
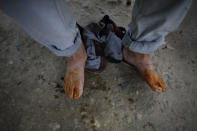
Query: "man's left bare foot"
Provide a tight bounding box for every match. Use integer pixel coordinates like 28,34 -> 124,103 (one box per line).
123,47 -> 165,92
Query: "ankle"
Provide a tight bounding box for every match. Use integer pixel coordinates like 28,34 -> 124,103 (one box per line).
67,43 -> 87,64
123,47 -> 154,70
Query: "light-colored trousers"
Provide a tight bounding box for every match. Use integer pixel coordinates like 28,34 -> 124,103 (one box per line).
0,0 -> 192,56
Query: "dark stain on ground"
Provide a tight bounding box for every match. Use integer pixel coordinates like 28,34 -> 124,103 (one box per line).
38,74 -> 45,81
54,83 -> 65,94
105,97 -> 111,104
17,81 -> 22,86
88,74 -> 110,91
54,95 -> 59,99
128,98 -> 134,104
191,59 -> 196,64
80,103 -> 89,113
61,76 -> 64,81
54,83 -> 63,89
126,0 -> 131,6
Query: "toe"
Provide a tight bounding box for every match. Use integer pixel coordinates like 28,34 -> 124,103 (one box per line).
142,69 -> 166,93
152,76 -> 165,92
73,87 -> 80,99
154,86 -> 164,92
64,78 -> 74,99
73,80 -> 83,99
67,86 -> 74,99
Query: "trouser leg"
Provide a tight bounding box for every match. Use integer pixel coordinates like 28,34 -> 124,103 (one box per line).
0,0 -> 81,57
122,0 -> 192,54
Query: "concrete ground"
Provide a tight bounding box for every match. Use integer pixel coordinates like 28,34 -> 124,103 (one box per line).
0,0 -> 197,131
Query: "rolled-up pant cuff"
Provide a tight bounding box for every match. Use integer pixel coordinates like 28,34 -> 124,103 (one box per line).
122,31 -> 166,54
46,29 -> 82,57
0,0 -> 82,57
122,0 -> 192,54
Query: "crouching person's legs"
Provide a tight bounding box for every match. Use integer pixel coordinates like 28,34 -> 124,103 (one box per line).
0,0 -> 87,99
122,0 -> 192,92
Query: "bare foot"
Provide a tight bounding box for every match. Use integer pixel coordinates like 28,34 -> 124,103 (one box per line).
123,48 -> 165,92
64,43 -> 87,99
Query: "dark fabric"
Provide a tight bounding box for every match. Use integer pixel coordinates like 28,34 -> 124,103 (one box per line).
83,15 -> 126,69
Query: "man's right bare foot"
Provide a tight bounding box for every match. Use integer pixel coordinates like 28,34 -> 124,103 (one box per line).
123,48 -> 165,92
64,43 -> 87,99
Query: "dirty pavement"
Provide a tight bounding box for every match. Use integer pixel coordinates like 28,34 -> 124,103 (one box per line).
0,0 -> 197,131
